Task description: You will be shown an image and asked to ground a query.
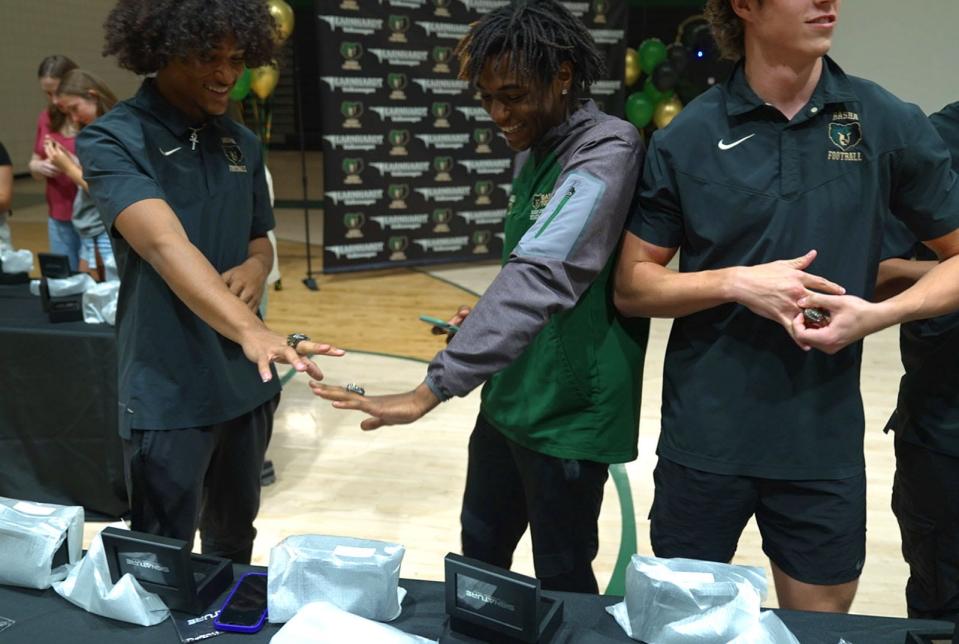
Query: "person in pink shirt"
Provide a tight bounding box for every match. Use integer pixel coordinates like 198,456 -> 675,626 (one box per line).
28,55 -> 81,271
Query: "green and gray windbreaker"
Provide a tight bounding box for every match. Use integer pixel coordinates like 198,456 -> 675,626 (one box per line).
425,100 -> 649,463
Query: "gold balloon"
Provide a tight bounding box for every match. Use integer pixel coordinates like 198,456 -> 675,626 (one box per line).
267,0 -> 295,43
624,47 -> 641,87
653,96 -> 683,129
250,61 -> 280,100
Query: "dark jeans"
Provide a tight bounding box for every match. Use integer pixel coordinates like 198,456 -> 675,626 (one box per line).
893,437 -> 959,620
460,415 -> 609,593
124,395 -> 278,564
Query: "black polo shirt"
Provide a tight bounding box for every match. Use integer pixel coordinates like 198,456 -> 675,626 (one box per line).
77,80 -> 279,436
882,101 -> 959,458
631,57 -> 959,479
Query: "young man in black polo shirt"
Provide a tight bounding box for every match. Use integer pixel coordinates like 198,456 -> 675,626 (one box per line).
614,0 -> 959,612
878,101 -> 959,620
78,0 -> 342,563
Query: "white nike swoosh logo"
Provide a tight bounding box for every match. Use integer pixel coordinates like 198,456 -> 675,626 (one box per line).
717,134 -> 756,150
160,146 -> 181,156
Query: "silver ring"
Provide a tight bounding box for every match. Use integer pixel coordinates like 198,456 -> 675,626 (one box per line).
286,332 -> 310,349
346,383 -> 366,396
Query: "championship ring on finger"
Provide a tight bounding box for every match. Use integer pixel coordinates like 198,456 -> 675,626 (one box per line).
287,332 -> 310,349
802,307 -> 830,328
346,383 -> 366,396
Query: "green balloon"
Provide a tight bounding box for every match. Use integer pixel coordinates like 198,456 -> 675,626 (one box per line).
638,38 -> 667,75
642,77 -> 673,104
230,68 -> 252,101
625,91 -> 655,129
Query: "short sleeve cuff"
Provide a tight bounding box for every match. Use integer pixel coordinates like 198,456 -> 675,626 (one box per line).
634,209 -> 684,248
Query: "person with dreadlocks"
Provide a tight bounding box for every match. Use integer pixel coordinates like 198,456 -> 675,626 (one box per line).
314,0 -> 648,592
77,0 -> 342,563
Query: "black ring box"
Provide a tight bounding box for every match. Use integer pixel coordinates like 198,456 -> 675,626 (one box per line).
441,553 -> 563,644
100,527 -> 234,614
36,252 -> 84,322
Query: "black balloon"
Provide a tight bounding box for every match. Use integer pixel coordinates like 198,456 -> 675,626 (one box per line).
685,22 -> 717,60
652,62 -> 679,92
667,44 -> 689,75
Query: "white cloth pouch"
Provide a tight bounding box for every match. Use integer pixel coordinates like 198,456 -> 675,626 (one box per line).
52,524 -> 169,627
268,534 -> 406,623
607,554 -> 779,643
0,249 -> 33,274
0,496 -> 84,589
270,601 -> 434,644
47,273 -> 96,297
82,280 -> 120,325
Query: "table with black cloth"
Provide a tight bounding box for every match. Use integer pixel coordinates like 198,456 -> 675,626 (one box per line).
0,283 -> 126,518
0,563 -> 952,643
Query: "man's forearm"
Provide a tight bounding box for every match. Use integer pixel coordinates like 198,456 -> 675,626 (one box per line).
877,254 -> 959,325
874,258 -> 936,302
144,231 -> 267,345
614,261 -> 734,318
245,235 -> 273,276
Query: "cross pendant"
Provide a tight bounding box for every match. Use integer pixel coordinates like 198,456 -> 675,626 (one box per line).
189,130 -> 199,151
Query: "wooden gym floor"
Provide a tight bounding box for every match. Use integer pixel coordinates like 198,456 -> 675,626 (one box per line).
7,176 -> 909,616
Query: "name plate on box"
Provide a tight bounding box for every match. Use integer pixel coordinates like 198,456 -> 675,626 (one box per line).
443,553 -> 562,644
101,527 -> 233,614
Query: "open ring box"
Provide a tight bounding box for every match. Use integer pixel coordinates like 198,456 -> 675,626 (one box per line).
100,527 -> 233,614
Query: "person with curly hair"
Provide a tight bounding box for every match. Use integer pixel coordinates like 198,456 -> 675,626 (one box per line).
77,0 -> 343,563
615,0 -> 959,612
313,0 -> 648,592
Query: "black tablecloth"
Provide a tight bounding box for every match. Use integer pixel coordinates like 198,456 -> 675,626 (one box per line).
0,564 -> 951,644
0,284 -> 126,518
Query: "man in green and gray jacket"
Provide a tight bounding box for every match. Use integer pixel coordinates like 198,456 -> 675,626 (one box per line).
314,0 -> 647,592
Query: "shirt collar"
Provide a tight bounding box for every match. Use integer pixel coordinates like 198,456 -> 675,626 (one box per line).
533,99 -> 599,156
130,79 -> 216,138
724,55 -> 859,117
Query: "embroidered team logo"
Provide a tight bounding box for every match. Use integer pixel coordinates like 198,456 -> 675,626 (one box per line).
529,192 -> 552,220
827,112 -> 863,162
829,122 -> 861,151
221,137 -> 247,173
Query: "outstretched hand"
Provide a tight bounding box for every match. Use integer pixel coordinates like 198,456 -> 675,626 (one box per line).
310,381 -> 440,431
240,327 -> 345,382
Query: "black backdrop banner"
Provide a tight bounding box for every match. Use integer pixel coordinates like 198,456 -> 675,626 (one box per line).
316,0 -> 626,273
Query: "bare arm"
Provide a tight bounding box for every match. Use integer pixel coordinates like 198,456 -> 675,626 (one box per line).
796,228 -> 959,352
44,140 -> 88,191
614,231 -> 845,348
874,257 -> 937,302
614,233 -> 728,318
114,198 -> 343,379
222,235 -> 273,312
0,164 -> 11,212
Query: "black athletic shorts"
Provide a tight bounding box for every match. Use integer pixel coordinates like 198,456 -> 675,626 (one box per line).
649,457 -> 866,586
